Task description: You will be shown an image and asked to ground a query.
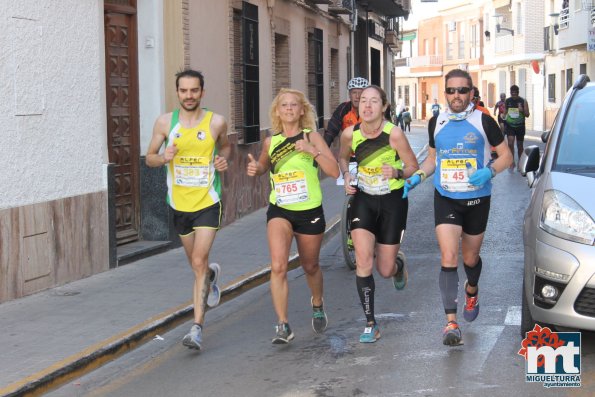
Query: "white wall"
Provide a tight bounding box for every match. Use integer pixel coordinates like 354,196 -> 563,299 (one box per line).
137,0 -> 165,154
0,1 -> 107,210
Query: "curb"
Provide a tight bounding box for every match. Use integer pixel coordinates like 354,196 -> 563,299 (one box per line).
1,215 -> 342,397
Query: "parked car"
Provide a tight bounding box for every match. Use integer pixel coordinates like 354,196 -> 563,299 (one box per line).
520,74 -> 595,336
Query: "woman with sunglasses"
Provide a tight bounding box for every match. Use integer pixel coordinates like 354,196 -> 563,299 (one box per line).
402,69 -> 512,346
338,85 -> 419,343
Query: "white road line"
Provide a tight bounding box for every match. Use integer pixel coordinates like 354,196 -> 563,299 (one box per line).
505,306 -> 522,326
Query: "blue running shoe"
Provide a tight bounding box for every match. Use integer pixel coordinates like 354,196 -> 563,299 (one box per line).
207,263 -> 221,308
359,323 -> 381,343
463,280 -> 479,322
182,324 -> 202,350
442,321 -> 463,346
311,297 -> 328,334
392,251 -> 408,290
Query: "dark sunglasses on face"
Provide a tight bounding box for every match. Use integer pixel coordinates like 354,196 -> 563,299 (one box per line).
445,87 -> 472,95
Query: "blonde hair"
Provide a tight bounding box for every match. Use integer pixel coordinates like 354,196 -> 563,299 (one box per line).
269,88 -> 317,133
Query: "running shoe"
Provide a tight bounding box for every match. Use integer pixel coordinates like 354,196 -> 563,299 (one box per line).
207,263 -> 221,308
272,322 -> 294,344
463,280 -> 479,322
311,297 -> 328,334
182,324 -> 202,350
359,323 -> 381,343
442,321 -> 463,346
392,251 -> 408,290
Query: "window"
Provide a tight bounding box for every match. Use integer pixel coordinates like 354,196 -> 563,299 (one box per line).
516,3 -> 523,35
404,86 -> 410,106
233,2 -> 260,144
565,68 -> 573,92
307,28 -> 324,129
580,63 -> 587,75
499,70 -> 506,94
446,28 -> 455,60
544,26 -> 551,51
548,73 -> 556,102
458,23 -> 465,59
398,85 -> 402,100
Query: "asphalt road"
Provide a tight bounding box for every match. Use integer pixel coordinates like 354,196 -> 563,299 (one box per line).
48,128 -> 595,397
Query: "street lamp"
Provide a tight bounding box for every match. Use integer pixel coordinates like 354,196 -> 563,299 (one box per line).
549,12 -> 560,35
493,14 -> 514,36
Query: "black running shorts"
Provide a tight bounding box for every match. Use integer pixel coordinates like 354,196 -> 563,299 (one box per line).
433,190 -> 490,235
349,188 -> 408,245
504,123 -> 525,140
173,202 -> 222,236
266,204 -> 326,235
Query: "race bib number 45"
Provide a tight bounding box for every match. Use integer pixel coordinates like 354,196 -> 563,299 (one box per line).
440,158 -> 478,192
273,170 -> 309,205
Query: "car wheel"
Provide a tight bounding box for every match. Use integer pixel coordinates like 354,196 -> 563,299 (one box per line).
521,277 -> 534,337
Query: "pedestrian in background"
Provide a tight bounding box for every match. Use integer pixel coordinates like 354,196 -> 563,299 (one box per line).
403,69 -> 512,346
503,85 -> 530,170
493,93 -> 507,134
146,69 -> 229,351
339,85 -> 419,343
246,88 -> 339,344
431,99 -> 441,118
402,107 -> 412,132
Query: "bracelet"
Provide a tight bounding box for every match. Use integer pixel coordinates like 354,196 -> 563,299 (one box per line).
313,151 -> 321,160
414,169 -> 426,181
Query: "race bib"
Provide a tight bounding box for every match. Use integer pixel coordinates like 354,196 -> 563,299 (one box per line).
508,108 -> 520,119
273,170 -> 309,205
357,165 -> 390,195
439,158 -> 479,192
174,156 -> 210,187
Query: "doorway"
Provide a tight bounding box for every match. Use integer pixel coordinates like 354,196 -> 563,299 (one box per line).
104,0 -> 141,244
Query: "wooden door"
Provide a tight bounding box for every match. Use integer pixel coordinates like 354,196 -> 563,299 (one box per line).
104,1 -> 140,244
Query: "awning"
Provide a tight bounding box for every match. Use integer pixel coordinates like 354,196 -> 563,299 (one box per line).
361,0 -> 408,18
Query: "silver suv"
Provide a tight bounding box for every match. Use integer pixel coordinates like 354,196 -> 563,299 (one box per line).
520,75 -> 595,335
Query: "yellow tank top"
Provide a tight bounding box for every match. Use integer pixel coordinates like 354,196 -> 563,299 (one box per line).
165,110 -> 220,212
268,129 -> 322,210
351,121 -> 404,194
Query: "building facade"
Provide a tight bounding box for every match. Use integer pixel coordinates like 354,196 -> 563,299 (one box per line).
0,0 -> 409,303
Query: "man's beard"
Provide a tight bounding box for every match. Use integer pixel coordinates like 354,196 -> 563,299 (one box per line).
180,101 -> 199,111
448,98 -> 469,113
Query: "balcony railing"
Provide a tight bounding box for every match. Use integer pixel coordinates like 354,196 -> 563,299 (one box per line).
409,55 -> 442,67
495,35 -> 513,53
591,8 -> 595,27
559,7 -> 569,29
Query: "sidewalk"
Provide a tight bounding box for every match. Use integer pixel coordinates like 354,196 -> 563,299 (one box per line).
0,177 -> 346,397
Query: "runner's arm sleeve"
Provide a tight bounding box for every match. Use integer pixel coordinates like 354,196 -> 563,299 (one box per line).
481,113 -> 505,147
428,116 -> 437,148
323,102 -> 349,147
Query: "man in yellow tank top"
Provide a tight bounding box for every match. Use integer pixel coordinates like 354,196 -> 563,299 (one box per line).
146,69 -> 231,351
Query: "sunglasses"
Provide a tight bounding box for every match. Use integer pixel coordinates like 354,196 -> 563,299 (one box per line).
445,87 -> 472,95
